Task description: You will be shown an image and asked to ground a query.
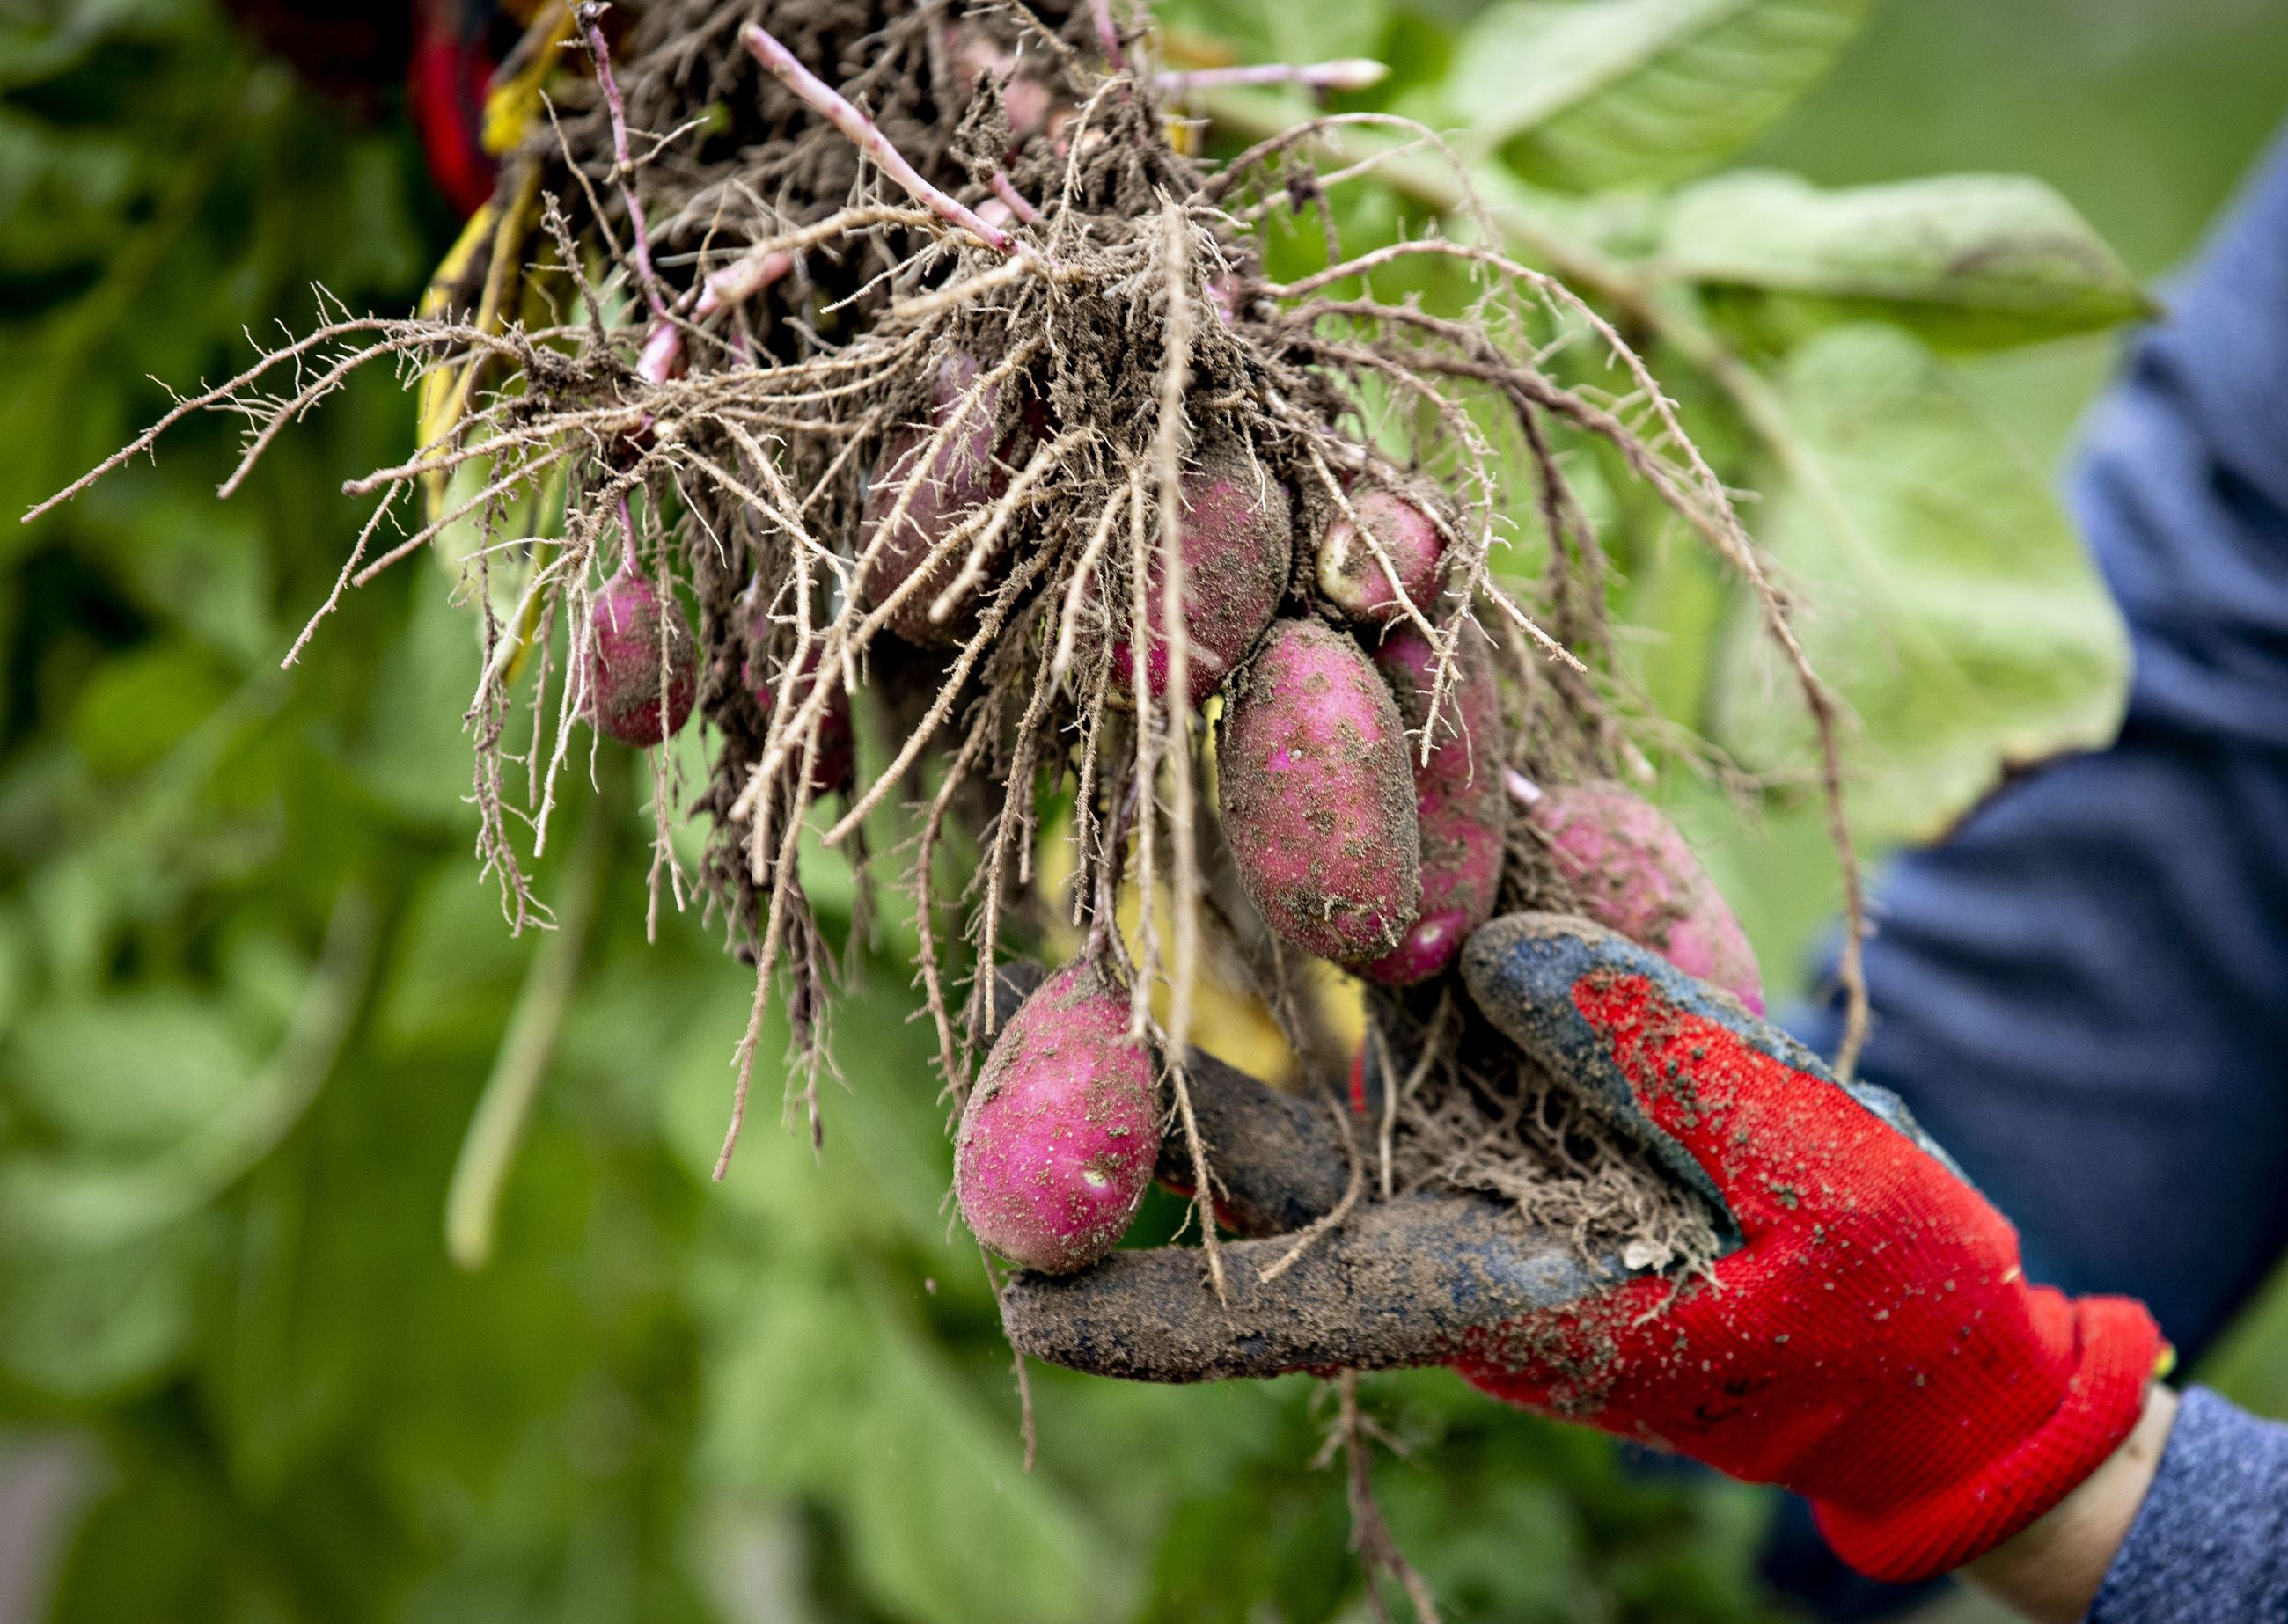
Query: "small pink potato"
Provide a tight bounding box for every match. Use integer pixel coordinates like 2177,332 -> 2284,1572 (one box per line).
744,642 -> 855,794
1530,782 -> 1764,1013
1359,627 -> 1507,986
586,569 -> 697,746
857,354 -> 1024,647
954,962 -> 1162,1274
1109,450 -> 1292,706
1218,618 -> 1422,964
1316,488 -> 1446,627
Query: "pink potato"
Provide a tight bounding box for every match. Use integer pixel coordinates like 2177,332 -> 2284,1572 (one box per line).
1530,782 -> 1764,1013
1315,488 -> 1446,627
954,962 -> 1162,1274
1109,450 -> 1292,706
1218,618 -> 1422,964
586,569 -> 697,746
856,354 -> 1026,647
1358,627 -> 1507,986
744,642 -> 855,794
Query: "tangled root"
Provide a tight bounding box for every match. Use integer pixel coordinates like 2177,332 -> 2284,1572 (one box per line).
28,0 -> 1866,1288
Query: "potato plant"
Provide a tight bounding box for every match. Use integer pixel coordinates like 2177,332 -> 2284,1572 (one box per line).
5,0 -> 2166,1616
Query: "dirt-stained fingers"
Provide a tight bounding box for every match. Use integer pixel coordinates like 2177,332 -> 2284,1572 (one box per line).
999,1193 -> 1612,1382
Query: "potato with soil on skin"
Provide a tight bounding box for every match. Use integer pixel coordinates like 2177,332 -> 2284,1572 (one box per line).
1358,626 -> 1507,986
954,962 -> 1162,1274
1109,448 -> 1292,706
586,569 -> 698,746
1529,782 -> 1764,1013
855,352 -> 1031,647
1218,618 -> 1423,965
744,645 -> 856,794
1316,486 -> 1448,627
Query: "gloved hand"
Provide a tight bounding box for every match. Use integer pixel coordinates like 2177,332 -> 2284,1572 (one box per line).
999,913 -> 2167,1584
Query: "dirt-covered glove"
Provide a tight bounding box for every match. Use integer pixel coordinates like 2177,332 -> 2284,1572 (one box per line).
1000,913 -> 2167,1584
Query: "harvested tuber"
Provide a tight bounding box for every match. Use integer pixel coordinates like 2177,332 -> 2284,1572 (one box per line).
586,569 -> 697,747
1110,449 -> 1291,706
1218,618 -> 1422,965
745,642 -> 855,794
856,353 -> 1026,647
1316,487 -> 1447,627
1529,782 -> 1764,1013
1359,627 -> 1507,985
954,962 -> 1161,1274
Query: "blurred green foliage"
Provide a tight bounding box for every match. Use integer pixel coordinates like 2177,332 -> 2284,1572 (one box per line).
0,0 -> 2281,1620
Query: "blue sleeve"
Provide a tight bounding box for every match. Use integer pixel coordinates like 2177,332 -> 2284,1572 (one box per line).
2088,1388 -> 2288,1624
1764,126 -> 2288,1620
1790,121 -> 2288,1363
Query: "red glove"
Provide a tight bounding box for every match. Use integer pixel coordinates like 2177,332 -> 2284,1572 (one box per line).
1000,915 -> 2167,1584
410,0 -> 505,216
1447,916 -> 2167,1582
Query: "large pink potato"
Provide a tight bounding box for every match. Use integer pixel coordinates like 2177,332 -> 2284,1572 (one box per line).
1315,488 -> 1446,627
586,569 -> 697,746
1110,450 -> 1292,706
1218,618 -> 1422,964
1358,627 -> 1507,985
1530,782 -> 1764,1013
954,962 -> 1161,1274
856,354 -> 1022,647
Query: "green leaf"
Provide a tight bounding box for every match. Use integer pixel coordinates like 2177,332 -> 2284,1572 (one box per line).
1448,0 -> 1869,191
1663,170 -> 2153,349
0,1225 -> 208,1398
693,1260 -> 1126,1624
1712,325 -> 2129,847
10,992 -> 258,1154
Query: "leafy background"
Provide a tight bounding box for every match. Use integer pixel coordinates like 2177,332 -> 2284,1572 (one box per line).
2,1 -> 2284,1620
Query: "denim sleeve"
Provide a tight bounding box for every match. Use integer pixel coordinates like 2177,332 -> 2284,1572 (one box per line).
1766,124 -> 2288,1620
1790,119 -> 2288,1364
2087,1388 -> 2288,1624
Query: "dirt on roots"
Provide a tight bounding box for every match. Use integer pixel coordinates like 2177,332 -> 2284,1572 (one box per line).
33,0 -> 1866,1325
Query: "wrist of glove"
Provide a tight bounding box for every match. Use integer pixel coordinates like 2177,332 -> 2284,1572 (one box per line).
995,913 -> 2166,1584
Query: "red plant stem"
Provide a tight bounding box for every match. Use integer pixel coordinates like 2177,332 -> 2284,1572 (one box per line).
1088,0 -> 1128,74
738,23 -> 1018,257
696,247 -> 795,318
578,4 -> 669,324
1156,60 -> 1390,93
615,492 -> 640,575
988,172 -> 1046,228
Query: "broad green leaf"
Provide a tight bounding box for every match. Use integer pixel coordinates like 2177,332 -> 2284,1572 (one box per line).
9,991 -> 257,1153
1664,170 -> 2152,349
1448,0 -> 1870,191
1712,325 -> 2128,847
0,1225 -> 208,1397
696,1267 -> 1123,1624
0,895 -> 372,1249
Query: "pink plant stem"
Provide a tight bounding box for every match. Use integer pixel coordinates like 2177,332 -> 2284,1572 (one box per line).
1088,0 -> 1129,75
637,326 -> 684,385
616,492 -> 641,574
638,246 -> 794,384
579,5 -> 669,324
988,172 -> 1046,228
695,247 -> 795,318
1155,60 -> 1390,93
738,23 -> 1019,258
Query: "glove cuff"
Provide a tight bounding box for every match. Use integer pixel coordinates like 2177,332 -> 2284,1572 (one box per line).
1814,1295 -> 2167,1584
